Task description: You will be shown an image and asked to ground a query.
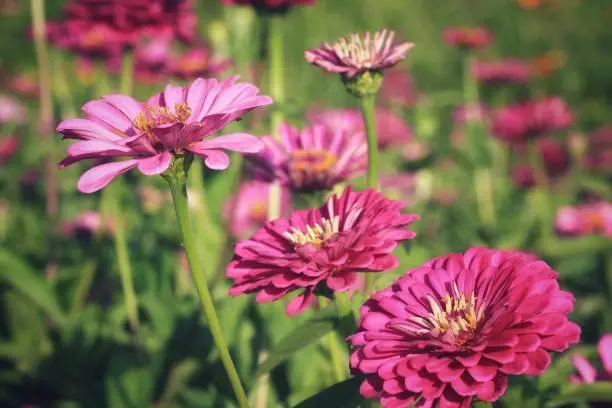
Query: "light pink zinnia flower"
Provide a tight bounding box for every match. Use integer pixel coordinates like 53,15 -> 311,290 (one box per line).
555,202 -> 612,237
224,180 -> 290,239
305,29 -> 414,78
443,27 -> 493,50
452,103 -> 489,126
247,122 -> 367,192
227,186 -> 419,316
350,248 -> 581,408
491,97 -> 574,143
307,106 -> 413,149
170,47 -> 232,80
379,67 -> 416,108
61,210 -> 110,237
571,334 -> 612,384
472,59 -> 531,86
0,95 -> 28,124
57,76 -> 272,193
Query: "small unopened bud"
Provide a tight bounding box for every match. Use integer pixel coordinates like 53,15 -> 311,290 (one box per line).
342,71 -> 383,98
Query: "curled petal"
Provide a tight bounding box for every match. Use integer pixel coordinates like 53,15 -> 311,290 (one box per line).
77,160 -> 138,193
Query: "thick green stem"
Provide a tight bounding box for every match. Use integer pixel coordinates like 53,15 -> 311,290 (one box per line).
359,95 -> 379,190
266,13 -> 285,221
30,0 -> 58,218
334,292 -> 357,340
166,176 -> 249,408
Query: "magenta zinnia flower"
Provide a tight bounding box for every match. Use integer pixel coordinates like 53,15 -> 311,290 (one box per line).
350,248 -> 581,408
247,122 -> 367,192
307,106 -> 413,149
491,97 -> 574,143
571,334 -> 612,384
57,76 -> 272,193
472,59 -> 531,86
305,29 -> 414,79
224,180 -> 290,239
511,138 -> 570,188
443,27 -> 492,50
584,126 -> 612,173
0,136 -> 20,166
379,67 -> 417,108
227,186 -> 419,316
170,47 -> 232,80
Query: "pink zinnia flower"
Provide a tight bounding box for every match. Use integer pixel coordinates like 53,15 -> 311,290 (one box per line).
443,27 -> 493,50
227,186 -> 419,316
379,68 -> 416,108
350,248 -> 581,408
221,0 -> 316,11
224,180 -> 290,239
47,20 -> 124,59
305,29 -> 414,79
307,106 -> 413,149
380,173 -> 417,207
8,72 -> 39,98
0,95 -> 28,124
61,211 -> 110,238
491,97 -> 574,142
555,202 -> 612,237
472,59 -> 531,86
247,122 -> 367,193
571,334 -> 612,383
452,103 -> 489,126
170,47 -> 232,80
511,138 -> 570,188
57,76 -> 272,193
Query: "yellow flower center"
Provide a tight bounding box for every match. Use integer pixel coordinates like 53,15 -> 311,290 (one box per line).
133,103 -> 192,134
332,32 -> 389,68
283,215 -> 340,248
289,149 -> 338,184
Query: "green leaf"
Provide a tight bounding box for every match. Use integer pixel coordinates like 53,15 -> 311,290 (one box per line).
105,349 -> 157,408
0,249 -> 66,325
256,307 -> 339,377
292,376 -> 363,408
155,359 -> 200,408
547,382 -> 612,407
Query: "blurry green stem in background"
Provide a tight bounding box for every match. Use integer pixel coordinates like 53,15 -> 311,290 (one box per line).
266,12 -> 286,221
120,51 -> 134,97
474,169 -> 497,227
165,156 -> 249,408
50,51 -> 76,118
100,52 -> 140,331
30,0 -> 58,218
359,94 -> 379,294
334,291 -> 357,341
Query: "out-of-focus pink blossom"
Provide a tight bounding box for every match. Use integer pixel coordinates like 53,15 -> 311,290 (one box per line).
224,180 -> 290,239
350,248 -> 580,408
379,67 -> 416,108
57,76 -> 272,193
571,334 -> 612,383
491,97 -> 574,142
453,103 -> 489,125
472,59 -> 531,86
555,202 -> 612,237
221,0 -> 316,11
137,185 -> 170,214
0,95 -> 28,124
47,21 -> 124,59
443,27 -> 493,50
305,29 -> 414,78
75,57 -> 96,86
61,211 -> 111,237
380,173 -> 417,206
170,47 -> 232,79
307,106 -> 413,149
247,122 -> 367,193
0,136 -> 20,165
511,138 -> 570,188
8,73 -> 39,98
227,186 -> 419,316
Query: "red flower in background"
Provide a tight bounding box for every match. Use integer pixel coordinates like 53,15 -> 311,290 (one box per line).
444,27 -> 493,50
584,126 -> 612,173
379,68 -> 417,108
350,248 -> 580,408
571,334 -> 612,383
511,138 -> 570,188
0,136 -> 20,166
491,97 -> 574,143
227,186 -> 418,316
472,59 -> 531,86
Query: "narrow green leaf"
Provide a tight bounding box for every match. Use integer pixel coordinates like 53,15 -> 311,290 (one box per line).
155,359 -> 200,408
0,249 -> 66,325
256,307 -> 339,377
292,376 -> 363,408
546,382 -> 612,407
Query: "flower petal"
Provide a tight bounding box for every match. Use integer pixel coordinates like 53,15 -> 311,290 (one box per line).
101,95 -> 144,120
195,133 -> 264,153
190,147 -> 230,170
137,152 -> 172,176
76,160 -> 138,193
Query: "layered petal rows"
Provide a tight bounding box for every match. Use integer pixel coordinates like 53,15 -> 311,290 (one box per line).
350,248 -> 580,408
227,186 -> 419,315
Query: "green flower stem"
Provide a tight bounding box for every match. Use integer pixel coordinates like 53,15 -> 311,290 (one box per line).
359,94 -> 379,190
166,173 -> 249,408
474,169 -> 496,227
319,297 -> 347,382
120,50 -> 134,95
30,0 -> 58,218
266,12 -> 285,221
334,291 -> 357,341
358,94 -> 379,294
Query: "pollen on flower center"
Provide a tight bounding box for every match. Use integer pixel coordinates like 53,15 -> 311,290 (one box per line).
283,215 -> 341,248
392,283 -> 486,345
133,102 -> 192,134
333,33 -> 379,67
289,149 -> 338,181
